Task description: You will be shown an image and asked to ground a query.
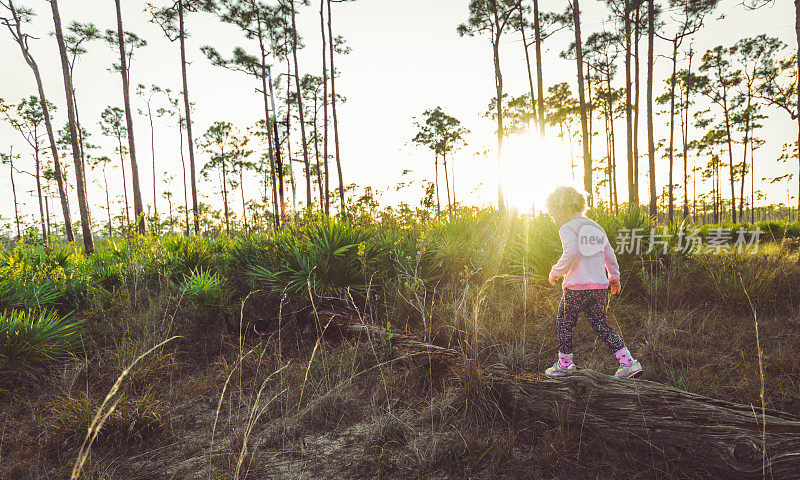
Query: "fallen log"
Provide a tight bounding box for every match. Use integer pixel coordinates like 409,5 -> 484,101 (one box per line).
323,311 -> 800,479
490,365 -> 800,479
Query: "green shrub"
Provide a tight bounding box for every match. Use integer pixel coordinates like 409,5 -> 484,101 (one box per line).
0,244 -> 91,312
251,218 -> 389,295
178,269 -> 231,312
0,309 -> 84,369
162,236 -> 215,280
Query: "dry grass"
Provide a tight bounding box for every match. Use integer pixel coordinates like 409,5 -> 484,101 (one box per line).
2,243 -> 799,479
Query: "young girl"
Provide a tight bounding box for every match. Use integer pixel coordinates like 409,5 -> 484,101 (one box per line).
544,186 -> 642,379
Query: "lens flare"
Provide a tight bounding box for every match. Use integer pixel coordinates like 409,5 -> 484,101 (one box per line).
500,132 -> 578,214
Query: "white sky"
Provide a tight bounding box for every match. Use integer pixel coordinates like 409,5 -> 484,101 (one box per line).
0,0 -> 796,230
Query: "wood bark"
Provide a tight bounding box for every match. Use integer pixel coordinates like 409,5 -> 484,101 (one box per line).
572,0 -> 591,205
267,66 -> 286,221
7,146 -> 21,239
519,0 -> 539,130
51,0 -> 94,253
795,0 -> 800,219
683,48 -> 693,221
114,0 -> 145,235
5,0 -> 74,241
490,1 -> 505,209
324,314 -> 800,479
290,0 -> 313,210
624,0 -> 636,206
255,10 -> 280,229
533,0 -> 545,136
327,0 -> 346,217
720,63 -> 737,223
443,152 -> 452,216
147,99 -> 157,224
633,2 -> 641,197
117,135 -> 131,228
313,89 -> 324,209
178,112 -> 190,235
34,140 -> 46,241
646,0 -> 656,216
178,0 -> 199,234
493,367 -> 800,479
320,0 -> 330,215
668,40 -> 678,224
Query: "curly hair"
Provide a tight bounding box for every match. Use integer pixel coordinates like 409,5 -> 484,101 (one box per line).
545,186 -> 586,218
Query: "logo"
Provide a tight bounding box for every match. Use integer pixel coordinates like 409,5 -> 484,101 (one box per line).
578,224 -> 607,256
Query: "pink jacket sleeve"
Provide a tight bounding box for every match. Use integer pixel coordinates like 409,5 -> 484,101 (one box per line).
603,242 -> 620,281
550,226 -> 579,278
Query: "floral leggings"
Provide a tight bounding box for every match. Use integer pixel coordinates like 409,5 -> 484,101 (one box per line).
556,288 -> 626,355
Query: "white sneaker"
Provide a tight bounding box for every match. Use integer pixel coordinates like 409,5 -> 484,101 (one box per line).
614,360 -> 643,379
545,361 -> 577,378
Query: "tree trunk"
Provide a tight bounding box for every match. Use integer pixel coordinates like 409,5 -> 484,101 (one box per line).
493,368 -> 800,479
520,1 -> 539,130
451,158 -> 457,207
491,2 -> 505,209
72,87 -> 91,231
721,78 -> 737,223
45,196 -> 51,239
587,65 -> 593,162
533,0 -> 545,136
633,2 -> 641,196
240,168 -> 248,230
178,0 -> 199,234
256,14 -> 280,229
118,137 -> 131,228
320,0 -> 330,215
221,148 -> 229,235
740,92 -> 751,222
267,66 -> 286,221
7,0 -> 74,241
605,111 -> 613,206
8,147 -> 21,240
114,0 -> 144,236
668,40 -> 677,224
434,153 -> 441,216
443,152 -> 452,216
290,0 -> 313,210
795,0 -> 799,219
179,117 -> 190,235
624,0 -> 636,206
750,128 -> 755,223
285,58 -> 298,212
34,144 -> 47,241
313,91 -> 324,209
148,102 -> 157,226
683,48 -> 693,221
607,74 -> 619,213
52,0 -> 94,253
646,0 -> 656,217
103,166 -> 112,237
168,194 -> 173,232
327,0 -> 346,218
572,0 -> 591,206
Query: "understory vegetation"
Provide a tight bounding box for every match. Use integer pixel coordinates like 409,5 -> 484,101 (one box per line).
2,208 -> 800,479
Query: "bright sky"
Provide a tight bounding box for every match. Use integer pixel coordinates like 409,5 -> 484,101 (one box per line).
0,0 -> 795,230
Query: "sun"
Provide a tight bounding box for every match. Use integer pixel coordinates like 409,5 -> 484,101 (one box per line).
500,131 -> 578,214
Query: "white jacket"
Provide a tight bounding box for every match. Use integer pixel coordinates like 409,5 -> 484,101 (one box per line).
549,216 -> 620,290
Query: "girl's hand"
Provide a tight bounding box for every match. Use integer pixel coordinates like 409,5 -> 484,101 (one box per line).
609,278 -> 621,295
548,271 -> 558,286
